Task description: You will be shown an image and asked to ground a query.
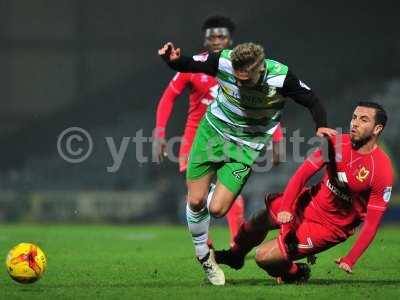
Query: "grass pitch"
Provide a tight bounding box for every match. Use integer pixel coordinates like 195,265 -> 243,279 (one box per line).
0,224 -> 399,299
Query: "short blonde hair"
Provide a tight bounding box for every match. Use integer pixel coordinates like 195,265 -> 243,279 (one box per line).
231,42 -> 265,71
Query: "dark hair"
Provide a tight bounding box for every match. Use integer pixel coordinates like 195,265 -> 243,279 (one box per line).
201,15 -> 236,34
357,101 -> 388,128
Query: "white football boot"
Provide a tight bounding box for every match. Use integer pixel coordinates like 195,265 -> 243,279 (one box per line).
198,249 -> 225,286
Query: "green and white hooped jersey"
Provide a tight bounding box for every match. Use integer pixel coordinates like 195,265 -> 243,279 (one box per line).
206,49 -> 288,151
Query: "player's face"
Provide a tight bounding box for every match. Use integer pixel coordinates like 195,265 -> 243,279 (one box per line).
350,106 -> 383,142
234,63 -> 265,88
205,33 -> 231,53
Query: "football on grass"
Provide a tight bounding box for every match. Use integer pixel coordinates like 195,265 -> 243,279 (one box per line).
5,243 -> 47,284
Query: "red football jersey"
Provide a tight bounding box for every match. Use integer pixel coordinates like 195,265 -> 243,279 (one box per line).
282,134 -> 394,235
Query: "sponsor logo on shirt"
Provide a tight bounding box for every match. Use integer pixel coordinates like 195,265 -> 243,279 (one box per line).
356,166 -> 370,182
326,179 -> 352,203
383,187 -> 392,202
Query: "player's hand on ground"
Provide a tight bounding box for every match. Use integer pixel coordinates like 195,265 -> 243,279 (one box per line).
335,258 -> 353,274
316,127 -> 337,138
277,211 -> 293,224
158,42 -> 181,61
152,137 -> 168,163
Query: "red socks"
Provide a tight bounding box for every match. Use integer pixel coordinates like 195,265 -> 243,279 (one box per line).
226,194 -> 245,246
231,218 -> 268,257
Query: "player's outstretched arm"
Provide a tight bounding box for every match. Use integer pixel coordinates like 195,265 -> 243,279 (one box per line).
153,73 -> 190,163
278,148 -> 326,222
336,168 -> 393,273
335,208 -> 384,273
158,42 -> 220,76
281,70 -> 337,138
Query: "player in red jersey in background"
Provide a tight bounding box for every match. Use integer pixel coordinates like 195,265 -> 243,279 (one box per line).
215,101 -> 394,282
153,15 -> 284,246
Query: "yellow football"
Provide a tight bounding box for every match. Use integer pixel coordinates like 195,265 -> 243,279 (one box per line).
5,243 -> 47,284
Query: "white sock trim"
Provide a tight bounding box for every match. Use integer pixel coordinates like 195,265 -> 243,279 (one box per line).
186,203 -> 210,259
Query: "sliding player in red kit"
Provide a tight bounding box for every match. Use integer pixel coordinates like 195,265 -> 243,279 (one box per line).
215,102 -> 394,282
153,15 -> 284,246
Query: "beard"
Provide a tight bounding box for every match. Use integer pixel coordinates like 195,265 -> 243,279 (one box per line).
351,133 -> 373,150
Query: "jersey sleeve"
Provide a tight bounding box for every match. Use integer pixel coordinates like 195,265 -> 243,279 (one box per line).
341,156 -> 394,267
280,148 -> 326,212
367,157 -> 394,212
161,51 -> 220,76
280,70 -> 327,129
154,73 -> 190,138
341,209 -> 384,268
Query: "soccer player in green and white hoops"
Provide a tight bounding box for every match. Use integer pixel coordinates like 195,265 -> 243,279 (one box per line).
158,42 -> 337,285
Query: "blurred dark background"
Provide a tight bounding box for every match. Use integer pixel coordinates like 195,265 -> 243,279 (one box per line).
0,0 -> 399,223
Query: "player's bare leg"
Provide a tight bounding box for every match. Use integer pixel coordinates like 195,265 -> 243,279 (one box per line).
255,239 -> 311,283
208,180 -> 237,218
207,184 -> 245,249
186,172 -> 225,285
206,181 -> 242,248
255,239 -> 291,276
186,172 -> 215,211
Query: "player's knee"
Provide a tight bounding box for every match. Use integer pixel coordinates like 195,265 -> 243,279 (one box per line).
208,199 -> 229,218
187,194 -> 206,211
255,247 -> 269,265
208,201 -> 228,218
209,190 -> 237,218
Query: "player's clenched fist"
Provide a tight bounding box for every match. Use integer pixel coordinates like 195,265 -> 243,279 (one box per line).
158,42 -> 181,61
277,211 -> 293,224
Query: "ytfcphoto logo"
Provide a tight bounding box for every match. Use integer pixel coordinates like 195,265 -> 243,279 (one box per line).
57,126 -> 343,173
